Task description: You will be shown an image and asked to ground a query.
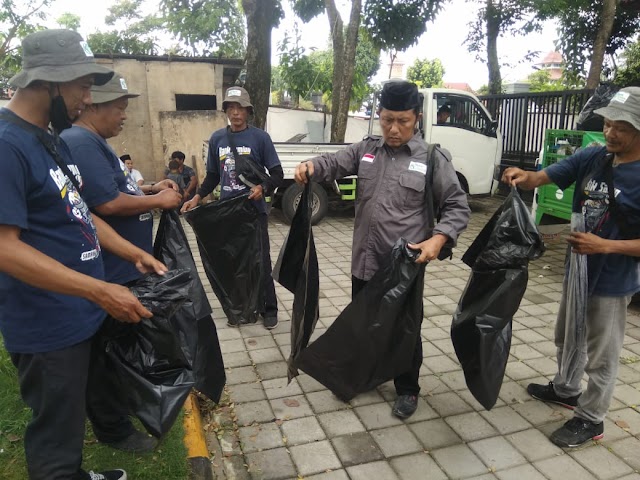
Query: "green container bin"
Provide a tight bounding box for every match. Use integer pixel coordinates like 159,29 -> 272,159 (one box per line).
535,129 -> 605,224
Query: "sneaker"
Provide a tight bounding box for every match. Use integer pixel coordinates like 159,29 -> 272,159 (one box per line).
103,430 -> 157,453
263,315 -> 278,330
527,382 -> 580,410
392,395 -> 418,419
550,417 -> 604,448
86,470 -> 127,480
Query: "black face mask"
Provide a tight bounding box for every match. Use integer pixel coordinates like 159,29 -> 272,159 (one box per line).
50,95 -> 72,132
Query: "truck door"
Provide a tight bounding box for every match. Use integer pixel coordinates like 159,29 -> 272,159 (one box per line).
428,92 -> 501,195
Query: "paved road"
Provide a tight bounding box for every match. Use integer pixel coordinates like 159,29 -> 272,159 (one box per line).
186,196 -> 640,480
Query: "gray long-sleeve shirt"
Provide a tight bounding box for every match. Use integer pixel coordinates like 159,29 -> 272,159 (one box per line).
309,133 -> 470,281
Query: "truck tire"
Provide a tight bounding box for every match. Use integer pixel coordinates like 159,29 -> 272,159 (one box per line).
281,182 -> 328,225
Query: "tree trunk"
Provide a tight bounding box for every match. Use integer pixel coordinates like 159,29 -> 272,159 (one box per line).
242,0 -> 279,130
586,0 -> 618,89
326,0 -> 361,143
486,0 -> 502,95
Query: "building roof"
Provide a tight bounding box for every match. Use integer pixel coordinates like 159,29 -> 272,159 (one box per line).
94,52 -> 244,66
444,82 -> 475,93
537,51 -> 563,66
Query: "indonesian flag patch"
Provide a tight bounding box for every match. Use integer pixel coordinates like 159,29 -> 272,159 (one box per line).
361,153 -> 375,163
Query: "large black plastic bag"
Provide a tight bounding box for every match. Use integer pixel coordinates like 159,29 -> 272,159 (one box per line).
154,209 -> 226,402
184,194 -> 264,326
452,187 -> 544,410
559,212 -> 587,385
104,270 -> 194,437
296,238 -> 424,402
272,181 -> 320,381
576,83 -> 620,132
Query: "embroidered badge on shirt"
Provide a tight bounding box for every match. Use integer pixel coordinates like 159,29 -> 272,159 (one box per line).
408,161 -> 427,174
361,153 -> 375,163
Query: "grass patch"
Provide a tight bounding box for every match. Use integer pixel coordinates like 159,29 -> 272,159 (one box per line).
0,343 -> 190,479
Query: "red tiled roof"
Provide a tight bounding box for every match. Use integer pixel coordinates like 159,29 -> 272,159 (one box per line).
444,82 -> 475,93
538,51 -> 563,65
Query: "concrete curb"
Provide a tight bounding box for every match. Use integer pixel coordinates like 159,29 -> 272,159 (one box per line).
183,392 -> 214,480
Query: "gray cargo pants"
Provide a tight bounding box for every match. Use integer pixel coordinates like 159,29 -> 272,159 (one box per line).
552,291 -> 632,423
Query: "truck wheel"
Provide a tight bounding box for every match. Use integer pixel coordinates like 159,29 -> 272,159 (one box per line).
282,183 -> 329,225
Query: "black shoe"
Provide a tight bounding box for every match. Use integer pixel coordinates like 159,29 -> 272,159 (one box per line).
263,315 -> 278,330
527,382 -> 580,410
550,417 -> 604,448
103,430 -> 157,453
86,470 -> 127,480
392,395 -> 418,419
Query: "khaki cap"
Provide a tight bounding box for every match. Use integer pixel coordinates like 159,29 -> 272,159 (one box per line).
90,73 -> 140,104
222,86 -> 253,111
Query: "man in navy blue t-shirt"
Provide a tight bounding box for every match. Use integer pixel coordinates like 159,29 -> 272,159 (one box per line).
503,87 -> 640,449
0,30 -> 167,480
61,73 -> 182,454
182,86 -> 284,329
62,73 -> 182,286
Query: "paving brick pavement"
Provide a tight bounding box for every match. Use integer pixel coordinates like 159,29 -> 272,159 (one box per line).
184,196 -> 640,480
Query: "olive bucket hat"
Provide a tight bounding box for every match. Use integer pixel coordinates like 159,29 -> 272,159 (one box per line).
90,73 -> 140,104
9,29 -> 113,89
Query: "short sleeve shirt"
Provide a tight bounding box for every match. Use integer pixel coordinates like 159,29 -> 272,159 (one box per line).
129,168 -> 144,184
206,126 -> 281,214
0,110 -> 105,353
165,165 -> 196,189
546,146 -> 640,296
61,126 -> 153,285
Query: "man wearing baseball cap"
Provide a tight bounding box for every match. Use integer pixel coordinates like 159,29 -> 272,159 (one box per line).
503,87 -> 640,448
61,73 -> 182,454
182,86 -> 284,330
293,81 -> 470,418
0,30 -> 168,480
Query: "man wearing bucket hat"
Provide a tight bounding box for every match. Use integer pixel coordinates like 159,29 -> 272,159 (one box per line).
503,87 -> 640,448
61,73 -> 182,454
0,30 -> 169,480
182,86 -> 284,330
293,81 -> 470,418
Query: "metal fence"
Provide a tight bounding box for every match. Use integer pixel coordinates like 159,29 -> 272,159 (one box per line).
479,89 -> 594,169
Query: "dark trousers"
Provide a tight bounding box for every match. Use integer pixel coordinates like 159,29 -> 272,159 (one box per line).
259,213 -> 278,319
10,332 -> 134,480
352,276 -> 423,396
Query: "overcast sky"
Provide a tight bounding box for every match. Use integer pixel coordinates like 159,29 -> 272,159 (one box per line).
46,0 -> 559,90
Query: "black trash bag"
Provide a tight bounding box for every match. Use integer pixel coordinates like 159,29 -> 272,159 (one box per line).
104,270 -> 194,437
296,238 -> 424,402
154,209 -> 226,402
184,194 -> 264,326
576,83 -> 620,132
272,181 -> 320,381
452,187 -> 545,410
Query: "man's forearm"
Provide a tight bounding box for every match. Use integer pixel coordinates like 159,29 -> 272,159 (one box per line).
93,215 -> 144,264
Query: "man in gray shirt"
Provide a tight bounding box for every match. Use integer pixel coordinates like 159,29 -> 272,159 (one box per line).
294,81 -> 470,419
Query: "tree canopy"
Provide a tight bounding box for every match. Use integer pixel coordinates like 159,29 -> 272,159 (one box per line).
538,0 -> 640,87
406,57 -> 444,88
160,0 -> 245,57
291,0 -> 444,142
0,0 -> 53,94
614,37 -> 640,86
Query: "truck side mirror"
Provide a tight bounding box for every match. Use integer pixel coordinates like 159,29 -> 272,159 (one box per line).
485,120 -> 498,137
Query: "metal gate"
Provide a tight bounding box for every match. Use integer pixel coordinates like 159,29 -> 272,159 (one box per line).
479,89 -> 594,169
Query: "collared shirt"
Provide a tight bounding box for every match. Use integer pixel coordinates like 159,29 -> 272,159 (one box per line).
310,133 -> 470,280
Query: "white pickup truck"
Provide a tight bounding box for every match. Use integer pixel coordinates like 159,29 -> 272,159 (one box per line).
272,88 -> 503,224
